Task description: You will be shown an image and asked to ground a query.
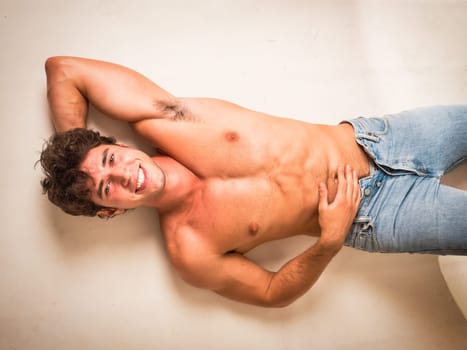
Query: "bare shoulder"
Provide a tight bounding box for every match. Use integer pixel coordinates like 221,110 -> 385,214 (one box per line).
162,222 -> 219,288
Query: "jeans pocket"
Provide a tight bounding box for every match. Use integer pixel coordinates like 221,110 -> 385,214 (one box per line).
356,117 -> 389,140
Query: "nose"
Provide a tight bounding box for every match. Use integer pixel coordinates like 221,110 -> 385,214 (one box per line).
108,166 -> 131,187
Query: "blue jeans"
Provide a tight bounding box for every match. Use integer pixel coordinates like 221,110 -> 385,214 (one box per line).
344,105 -> 467,255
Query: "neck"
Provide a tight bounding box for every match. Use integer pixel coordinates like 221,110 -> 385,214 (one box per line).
147,156 -> 200,213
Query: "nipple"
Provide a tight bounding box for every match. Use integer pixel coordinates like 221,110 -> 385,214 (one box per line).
225,131 -> 240,143
248,222 -> 259,236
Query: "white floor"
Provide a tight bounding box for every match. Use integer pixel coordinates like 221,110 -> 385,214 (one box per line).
1,1 -> 467,349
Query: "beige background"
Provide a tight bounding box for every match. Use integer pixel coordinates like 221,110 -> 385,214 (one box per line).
1,0 -> 466,349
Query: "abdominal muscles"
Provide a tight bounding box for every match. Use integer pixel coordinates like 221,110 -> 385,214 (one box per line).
191,166 -> 322,254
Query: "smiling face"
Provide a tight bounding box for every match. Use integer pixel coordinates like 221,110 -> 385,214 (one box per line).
79,144 -> 166,212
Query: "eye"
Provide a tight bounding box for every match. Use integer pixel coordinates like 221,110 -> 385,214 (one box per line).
105,182 -> 111,196
109,154 -> 115,165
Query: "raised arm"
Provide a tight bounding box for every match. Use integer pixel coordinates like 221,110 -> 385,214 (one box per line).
174,166 -> 361,307
45,56 -> 179,133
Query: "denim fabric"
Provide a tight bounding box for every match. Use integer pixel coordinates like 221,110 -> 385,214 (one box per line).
344,105 -> 467,255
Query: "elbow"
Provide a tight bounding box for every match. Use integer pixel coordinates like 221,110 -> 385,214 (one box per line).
263,285 -> 296,308
265,296 -> 296,308
45,57 -> 66,86
258,297 -> 294,308
45,56 -> 76,82
261,274 -> 304,308
266,300 -> 293,309
45,56 -> 65,74
44,56 -> 82,99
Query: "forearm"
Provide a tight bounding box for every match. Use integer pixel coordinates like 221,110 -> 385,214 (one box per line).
265,239 -> 341,307
46,57 -> 88,132
262,164 -> 363,308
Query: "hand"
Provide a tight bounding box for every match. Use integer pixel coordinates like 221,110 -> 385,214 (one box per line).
318,165 -> 361,250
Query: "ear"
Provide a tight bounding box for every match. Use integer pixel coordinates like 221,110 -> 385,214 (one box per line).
97,208 -> 126,219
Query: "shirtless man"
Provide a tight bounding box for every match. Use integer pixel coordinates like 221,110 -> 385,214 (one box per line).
40,56 -> 467,307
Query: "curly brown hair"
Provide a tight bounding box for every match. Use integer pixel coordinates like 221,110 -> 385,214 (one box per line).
39,128 -> 117,217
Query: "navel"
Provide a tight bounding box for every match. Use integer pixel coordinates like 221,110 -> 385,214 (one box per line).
225,131 -> 240,143
248,222 -> 260,236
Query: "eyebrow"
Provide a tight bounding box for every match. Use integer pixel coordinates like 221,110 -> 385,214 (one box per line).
97,148 -> 109,200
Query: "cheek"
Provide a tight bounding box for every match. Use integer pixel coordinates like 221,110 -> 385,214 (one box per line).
111,187 -> 141,207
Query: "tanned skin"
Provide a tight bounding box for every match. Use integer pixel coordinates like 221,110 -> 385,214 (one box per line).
45,56 -> 370,307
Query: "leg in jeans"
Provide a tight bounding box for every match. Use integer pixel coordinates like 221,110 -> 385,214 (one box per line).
345,105 -> 467,255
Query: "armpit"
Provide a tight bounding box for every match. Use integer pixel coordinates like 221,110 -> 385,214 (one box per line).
154,98 -> 188,121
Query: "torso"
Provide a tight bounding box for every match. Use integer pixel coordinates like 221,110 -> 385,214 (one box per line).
132,98 -> 370,256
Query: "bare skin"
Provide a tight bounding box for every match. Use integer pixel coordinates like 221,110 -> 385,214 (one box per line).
45,56 -> 370,307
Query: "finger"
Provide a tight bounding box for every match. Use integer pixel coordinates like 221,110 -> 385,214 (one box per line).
318,182 -> 329,210
353,170 -> 361,203
336,166 -> 346,198
345,165 -> 353,199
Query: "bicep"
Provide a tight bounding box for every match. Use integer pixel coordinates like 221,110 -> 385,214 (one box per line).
178,252 -> 276,307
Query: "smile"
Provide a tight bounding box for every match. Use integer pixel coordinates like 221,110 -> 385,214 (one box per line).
136,166 -> 146,192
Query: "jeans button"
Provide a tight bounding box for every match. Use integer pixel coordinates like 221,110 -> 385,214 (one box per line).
364,188 -> 371,196
376,181 -> 382,188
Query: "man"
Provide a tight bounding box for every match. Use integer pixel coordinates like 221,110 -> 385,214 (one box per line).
40,56 -> 467,307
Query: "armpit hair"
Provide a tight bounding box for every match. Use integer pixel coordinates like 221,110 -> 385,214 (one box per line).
154,99 -> 193,121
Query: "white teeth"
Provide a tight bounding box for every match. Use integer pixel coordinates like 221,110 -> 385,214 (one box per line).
136,167 -> 145,191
